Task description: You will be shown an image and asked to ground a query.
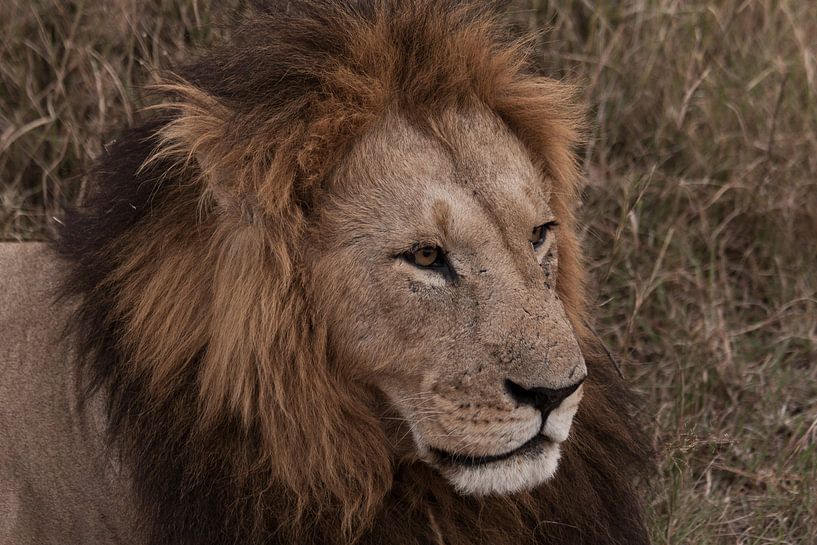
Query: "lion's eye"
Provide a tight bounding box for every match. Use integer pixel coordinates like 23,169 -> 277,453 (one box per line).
403,245 -> 448,270
530,221 -> 557,250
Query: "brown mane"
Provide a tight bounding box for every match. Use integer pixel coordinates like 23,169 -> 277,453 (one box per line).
56,1 -> 652,544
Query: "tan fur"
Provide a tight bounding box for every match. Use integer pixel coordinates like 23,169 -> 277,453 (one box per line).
0,243 -> 138,544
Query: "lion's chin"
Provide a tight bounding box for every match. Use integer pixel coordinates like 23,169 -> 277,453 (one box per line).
437,440 -> 562,496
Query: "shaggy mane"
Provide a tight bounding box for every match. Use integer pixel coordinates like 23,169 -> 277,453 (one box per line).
57,1 -> 652,544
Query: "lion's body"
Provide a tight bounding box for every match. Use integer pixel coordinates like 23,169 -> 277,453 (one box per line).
0,243 -> 137,544
0,2 -> 652,544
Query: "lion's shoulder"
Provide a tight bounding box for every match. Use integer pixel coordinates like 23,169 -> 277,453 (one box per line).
0,242 -> 139,545
0,243 -> 65,357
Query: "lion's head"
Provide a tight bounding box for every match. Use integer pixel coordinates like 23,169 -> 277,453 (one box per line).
312,108 -> 586,495
58,1 -> 650,544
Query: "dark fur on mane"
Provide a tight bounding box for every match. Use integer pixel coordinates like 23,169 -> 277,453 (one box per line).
56,1 -> 652,544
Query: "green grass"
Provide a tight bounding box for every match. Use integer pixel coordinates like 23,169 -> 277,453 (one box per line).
2,1 -> 816,543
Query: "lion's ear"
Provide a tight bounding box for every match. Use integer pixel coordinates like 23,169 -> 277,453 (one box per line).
150,79 -> 309,226
148,81 -> 241,191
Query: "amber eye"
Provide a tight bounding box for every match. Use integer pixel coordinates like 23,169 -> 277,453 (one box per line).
414,246 -> 439,267
530,221 -> 557,250
402,244 -> 449,271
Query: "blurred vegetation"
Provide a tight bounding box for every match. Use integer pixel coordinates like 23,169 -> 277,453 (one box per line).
1,0 -> 815,543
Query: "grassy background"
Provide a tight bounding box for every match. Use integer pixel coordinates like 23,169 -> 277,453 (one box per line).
1,1 -> 815,543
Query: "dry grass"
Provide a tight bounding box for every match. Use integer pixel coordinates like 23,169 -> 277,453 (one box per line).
1,1 -> 815,543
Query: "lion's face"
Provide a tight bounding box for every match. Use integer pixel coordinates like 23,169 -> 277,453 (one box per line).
307,108 -> 586,496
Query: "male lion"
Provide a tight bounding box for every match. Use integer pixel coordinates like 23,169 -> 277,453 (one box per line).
0,1 -> 651,544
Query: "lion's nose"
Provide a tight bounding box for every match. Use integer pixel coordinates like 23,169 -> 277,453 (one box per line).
504,378 -> 584,415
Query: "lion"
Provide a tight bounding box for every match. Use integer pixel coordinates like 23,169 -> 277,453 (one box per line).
0,1 -> 651,544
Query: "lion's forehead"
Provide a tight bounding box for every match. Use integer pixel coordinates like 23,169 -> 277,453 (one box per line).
334,109 -> 550,245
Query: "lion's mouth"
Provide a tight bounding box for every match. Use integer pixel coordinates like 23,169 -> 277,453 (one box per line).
429,433 -> 550,467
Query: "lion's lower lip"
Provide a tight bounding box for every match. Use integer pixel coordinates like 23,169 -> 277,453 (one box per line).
430,434 -> 550,468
